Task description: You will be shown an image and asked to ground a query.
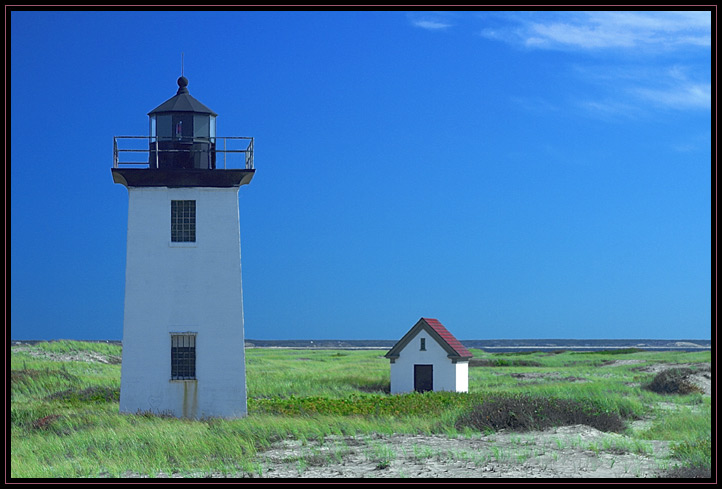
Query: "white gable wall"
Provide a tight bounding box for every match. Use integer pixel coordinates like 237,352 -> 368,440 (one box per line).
119,186 -> 247,418
389,329 -> 468,394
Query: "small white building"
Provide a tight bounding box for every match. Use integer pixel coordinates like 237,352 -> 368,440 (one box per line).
385,318 -> 473,394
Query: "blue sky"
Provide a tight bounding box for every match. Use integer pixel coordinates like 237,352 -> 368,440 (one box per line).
10,10 -> 712,341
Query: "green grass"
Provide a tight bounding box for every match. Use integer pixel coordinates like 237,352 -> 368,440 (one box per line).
246,349 -> 389,397
10,342 -> 711,478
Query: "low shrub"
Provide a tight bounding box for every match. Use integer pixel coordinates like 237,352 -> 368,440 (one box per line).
249,392 -> 481,418
644,368 -> 703,395
455,394 -> 626,433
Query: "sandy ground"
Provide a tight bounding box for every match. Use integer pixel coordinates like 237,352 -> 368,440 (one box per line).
239,361 -> 710,480
247,425 -> 671,479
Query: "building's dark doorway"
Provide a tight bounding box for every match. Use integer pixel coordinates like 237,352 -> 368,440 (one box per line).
414,364 -> 433,393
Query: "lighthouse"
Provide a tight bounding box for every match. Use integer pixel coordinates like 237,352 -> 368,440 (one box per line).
112,76 -> 254,418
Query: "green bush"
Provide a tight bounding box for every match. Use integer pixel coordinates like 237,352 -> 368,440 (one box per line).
250,391 -> 481,417
455,393 -> 626,433
644,368 -> 703,395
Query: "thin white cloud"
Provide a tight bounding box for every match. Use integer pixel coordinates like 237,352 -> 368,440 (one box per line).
481,11 -> 711,115
526,20 -> 637,49
620,65 -> 707,112
485,11 -> 711,51
573,70 -> 710,117
634,82 -> 711,110
413,19 -> 452,30
408,12 -> 453,30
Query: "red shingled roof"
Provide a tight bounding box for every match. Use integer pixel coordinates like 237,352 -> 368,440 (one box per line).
385,318 -> 473,360
421,318 -> 473,358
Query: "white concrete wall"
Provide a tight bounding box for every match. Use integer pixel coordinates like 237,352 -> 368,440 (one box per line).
119,186 -> 247,418
389,330 -> 469,394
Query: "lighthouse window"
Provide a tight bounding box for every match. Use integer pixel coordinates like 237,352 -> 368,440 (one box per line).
194,114 -> 210,139
171,334 -> 196,380
155,115 -> 171,140
171,200 -> 196,242
172,114 -> 193,140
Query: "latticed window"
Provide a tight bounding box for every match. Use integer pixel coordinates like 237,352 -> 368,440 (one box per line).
171,334 -> 196,380
171,200 -> 196,242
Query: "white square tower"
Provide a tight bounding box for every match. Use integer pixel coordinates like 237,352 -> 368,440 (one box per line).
112,76 -> 254,418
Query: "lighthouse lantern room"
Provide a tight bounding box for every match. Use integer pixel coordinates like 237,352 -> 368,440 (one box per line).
112,76 -> 254,419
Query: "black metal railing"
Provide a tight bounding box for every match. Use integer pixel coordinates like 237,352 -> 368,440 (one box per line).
113,136 -> 254,170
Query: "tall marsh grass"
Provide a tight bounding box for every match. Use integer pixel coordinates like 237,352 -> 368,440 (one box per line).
10,342 -> 710,478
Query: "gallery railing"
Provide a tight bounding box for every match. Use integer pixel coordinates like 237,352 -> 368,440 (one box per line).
113,136 -> 254,170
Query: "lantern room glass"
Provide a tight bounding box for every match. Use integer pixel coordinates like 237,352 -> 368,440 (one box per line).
149,113 -> 217,169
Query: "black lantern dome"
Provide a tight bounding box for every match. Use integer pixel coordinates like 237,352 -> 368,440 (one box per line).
112,76 -> 254,189
148,77 -> 218,170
